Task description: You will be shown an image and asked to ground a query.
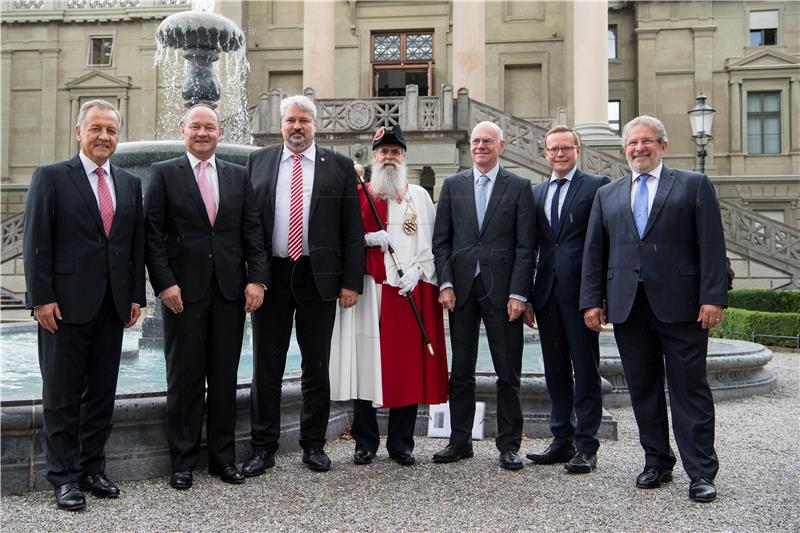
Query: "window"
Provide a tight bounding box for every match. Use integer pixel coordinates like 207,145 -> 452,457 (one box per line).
371,31 -> 434,96
608,26 -> 617,60
747,91 -> 781,154
749,10 -> 778,46
608,100 -> 621,133
88,37 -> 113,66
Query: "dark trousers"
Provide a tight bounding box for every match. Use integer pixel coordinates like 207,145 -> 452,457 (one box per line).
536,283 -> 602,454
448,276 -> 523,452
351,399 -> 417,456
38,282 -> 123,488
163,272 -> 245,472
613,284 -> 718,480
250,257 -> 337,453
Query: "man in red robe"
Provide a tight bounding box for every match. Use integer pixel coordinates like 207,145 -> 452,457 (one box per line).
330,125 -> 448,466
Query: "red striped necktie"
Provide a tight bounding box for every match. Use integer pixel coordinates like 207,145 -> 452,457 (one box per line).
95,166 -> 114,237
288,153 -> 304,260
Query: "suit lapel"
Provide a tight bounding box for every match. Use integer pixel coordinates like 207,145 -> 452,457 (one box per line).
309,146 -> 326,220
178,155 -> 212,228
554,171 -> 584,240
108,165 -> 127,237
462,171 -> 480,237
215,159 -> 230,226
480,168 -> 509,235
67,155 -> 105,236
643,166 -> 676,237
622,175 -> 639,238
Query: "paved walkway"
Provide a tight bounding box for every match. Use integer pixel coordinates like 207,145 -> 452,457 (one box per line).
1,352 -> 797,532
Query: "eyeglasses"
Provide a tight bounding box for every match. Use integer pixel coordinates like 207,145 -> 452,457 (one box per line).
625,138 -> 657,148
544,145 -> 577,155
471,138 -> 497,146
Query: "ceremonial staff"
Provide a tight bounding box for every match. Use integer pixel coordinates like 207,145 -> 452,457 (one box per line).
354,163 -> 435,357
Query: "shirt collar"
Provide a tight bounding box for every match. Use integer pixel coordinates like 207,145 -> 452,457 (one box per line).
549,165 -> 578,184
186,152 -> 216,171
473,163 -> 500,183
282,142 -> 316,163
632,162 -> 663,182
79,150 -> 111,178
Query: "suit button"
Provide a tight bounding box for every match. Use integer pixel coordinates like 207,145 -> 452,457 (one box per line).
98,237 -> 103,243
554,243 -> 559,248
635,269 -> 640,274
640,241 -> 646,246
211,231 -> 215,237
208,254 -> 213,259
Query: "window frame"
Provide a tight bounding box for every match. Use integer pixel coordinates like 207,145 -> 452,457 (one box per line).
87,35 -> 114,68
747,7 -> 780,47
370,30 -> 435,97
746,90 -> 782,155
608,100 -> 621,134
607,25 -> 618,60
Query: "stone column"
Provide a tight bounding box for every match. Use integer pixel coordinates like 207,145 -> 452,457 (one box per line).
1,50 -> 11,182
452,0 -> 485,102
571,0 -> 619,146
40,50 -> 59,164
729,81 -> 742,153
791,79 -> 800,153
303,0 -> 335,98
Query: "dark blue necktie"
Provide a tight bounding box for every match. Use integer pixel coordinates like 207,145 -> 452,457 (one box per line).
550,178 -> 567,236
633,174 -> 651,238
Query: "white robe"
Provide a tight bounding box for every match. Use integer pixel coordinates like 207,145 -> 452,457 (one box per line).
329,184 -> 437,406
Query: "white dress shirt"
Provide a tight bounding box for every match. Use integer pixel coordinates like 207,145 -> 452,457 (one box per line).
544,165 -> 578,226
186,152 -> 220,205
273,143 -> 316,257
79,151 -> 116,210
630,162 -> 662,213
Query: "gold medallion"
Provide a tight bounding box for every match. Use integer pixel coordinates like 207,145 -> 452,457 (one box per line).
402,195 -> 417,235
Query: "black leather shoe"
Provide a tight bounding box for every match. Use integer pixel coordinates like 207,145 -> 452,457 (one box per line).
526,442 -> 576,465
169,471 -> 193,490
210,464 -> 245,484
636,466 -> 673,489
689,477 -> 717,502
564,451 -> 597,474
55,482 -> 85,511
499,450 -> 524,471
432,444 -> 474,464
242,449 -> 275,477
390,451 -> 416,466
353,449 -> 376,465
79,472 -> 120,498
302,447 -> 331,472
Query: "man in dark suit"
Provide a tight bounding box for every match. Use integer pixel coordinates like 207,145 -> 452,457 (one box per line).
144,104 -> 268,490
242,95 -> 364,474
524,125 -> 609,473
580,115 -> 728,502
432,121 -> 534,470
23,99 -> 145,510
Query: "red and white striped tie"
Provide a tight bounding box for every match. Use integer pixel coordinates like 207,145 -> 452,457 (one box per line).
287,153 -> 304,260
95,166 -> 114,237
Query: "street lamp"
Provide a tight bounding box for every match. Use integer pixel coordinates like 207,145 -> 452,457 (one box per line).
687,92 -> 715,174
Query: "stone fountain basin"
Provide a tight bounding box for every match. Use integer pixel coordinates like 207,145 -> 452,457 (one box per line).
156,11 -> 244,52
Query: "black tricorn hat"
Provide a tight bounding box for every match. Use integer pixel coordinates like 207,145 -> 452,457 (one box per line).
372,125 -> 407,151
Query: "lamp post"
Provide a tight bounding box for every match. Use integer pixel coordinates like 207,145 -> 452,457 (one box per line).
687,92 -> 715,174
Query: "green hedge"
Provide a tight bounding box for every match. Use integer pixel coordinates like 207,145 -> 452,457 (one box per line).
712,307 -> 800,348
727,289 -> 800,313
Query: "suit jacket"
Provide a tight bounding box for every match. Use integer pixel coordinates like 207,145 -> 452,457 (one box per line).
144,155 -> 268,302
433,167 -> 534,309
23,154 -> 146,324
247,143 -> 364,300
579,165 -> 728,324
530,169 -> 610,310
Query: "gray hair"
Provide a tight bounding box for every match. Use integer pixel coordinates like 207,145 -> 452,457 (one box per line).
471,121 -> 505,140
179,103 -> 220,126
621,115 -> 668,147
280,95 -> 317,120
76,99 -> 122,130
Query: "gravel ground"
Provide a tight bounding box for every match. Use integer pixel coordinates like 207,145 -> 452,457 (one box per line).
2,352 -> 797,533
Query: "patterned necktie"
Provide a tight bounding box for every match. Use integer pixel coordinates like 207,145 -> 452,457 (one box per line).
550,178 -> 567,237
633,174 -> 651,238
288,153 -> 304,260
197,160 -> 217,226
95,166 -> 114,237
476,174 -> 489,228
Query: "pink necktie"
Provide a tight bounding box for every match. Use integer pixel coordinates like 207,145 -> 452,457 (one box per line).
197,160 -> 217,226
95,167 -> 114,237
288,154 -> 303,260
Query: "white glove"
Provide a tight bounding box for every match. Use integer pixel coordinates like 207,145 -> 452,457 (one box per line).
398,265 -> 422,296
364,230 -> 394,252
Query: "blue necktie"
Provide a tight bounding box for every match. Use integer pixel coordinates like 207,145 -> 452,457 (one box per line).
476,174 -> 489,229
633,174 -> 651,238
550,178 -> 567,237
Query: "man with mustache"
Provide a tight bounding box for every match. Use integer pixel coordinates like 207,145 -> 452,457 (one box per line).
330,125 -> 448,466
580,115 -> 728,502
243,95 -> 364,473
144,104 -> 268,490
23,99 -> 145,510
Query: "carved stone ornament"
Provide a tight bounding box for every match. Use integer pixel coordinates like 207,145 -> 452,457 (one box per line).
346,101 -> 375,131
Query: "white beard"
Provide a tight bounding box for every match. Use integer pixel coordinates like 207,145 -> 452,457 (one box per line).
370,161 -> 408,201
